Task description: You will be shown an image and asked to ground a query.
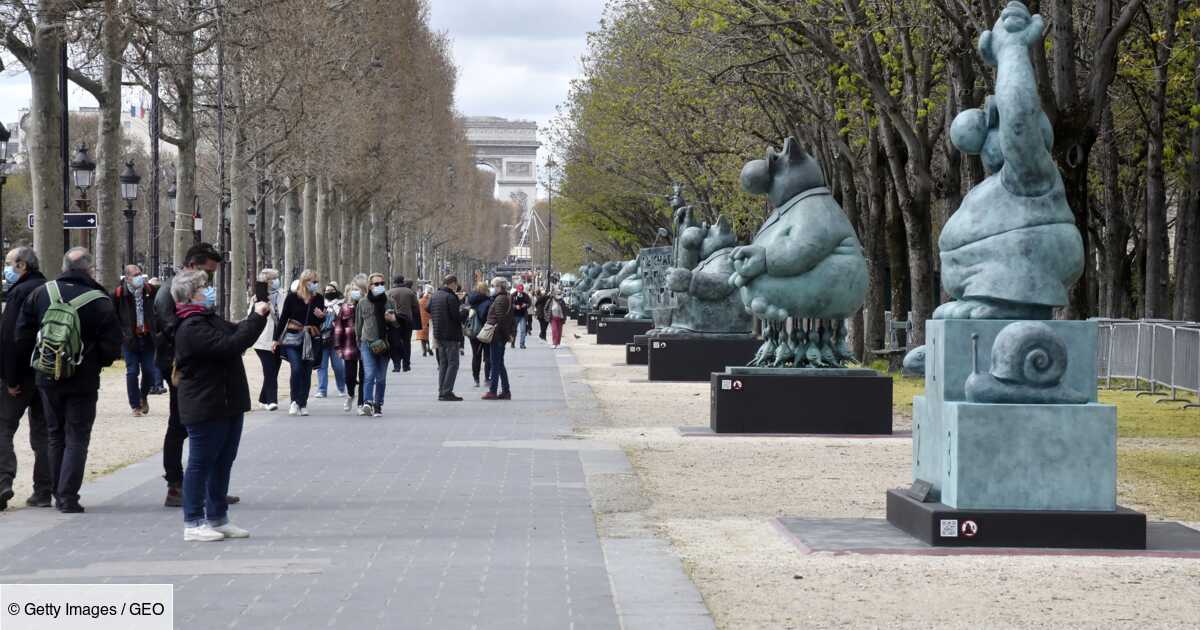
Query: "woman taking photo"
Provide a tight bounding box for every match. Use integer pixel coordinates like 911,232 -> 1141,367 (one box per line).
482,277 -> 515,400
172,270 -> 270,542
251,269 -> 283,410
273,269 -> 325,416
355,273 -> 399,417
335,281 -> 362,413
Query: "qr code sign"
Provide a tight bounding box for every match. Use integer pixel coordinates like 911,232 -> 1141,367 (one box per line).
939,519 -> 959,538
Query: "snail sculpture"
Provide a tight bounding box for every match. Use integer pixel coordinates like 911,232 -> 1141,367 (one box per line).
964,321 -> 1086,404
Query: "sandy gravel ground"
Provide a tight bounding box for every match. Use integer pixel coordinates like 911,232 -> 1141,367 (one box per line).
562,321 -> 1200,629
3,354 -> 284,509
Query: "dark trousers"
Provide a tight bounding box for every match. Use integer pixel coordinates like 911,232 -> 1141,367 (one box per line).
0,383 -> 52,499
163,378 -> 187,485
40,389 -> 97,504
389,321 -> 413,371
255,349 -> 280,405
282,345 -> 314,407
436,340 -> 461,396
488,341 -> 510,395
469,338 -> 491,384
537,317 -> 548,340
123,344 -> 156,410
343,357 -> 359,399
182,415 -> 243,527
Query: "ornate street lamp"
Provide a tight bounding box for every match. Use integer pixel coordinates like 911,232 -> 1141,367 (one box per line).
69,143 -> 96,210
119,160 -> 141,264
544,158 -> 556,292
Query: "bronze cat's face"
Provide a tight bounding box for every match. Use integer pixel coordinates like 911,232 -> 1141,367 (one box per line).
700,216 -> 736,259
740,136 -> 827,209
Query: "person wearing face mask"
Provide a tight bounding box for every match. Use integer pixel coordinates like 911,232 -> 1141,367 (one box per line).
113,264 -> 158,417
273,269 -> 327,416
315,283 -> 346,398
335,281 -> 363,413
0,246 -> 52,511
171,269 -> 271,542
354,273 -> 399,416
250,269 -> 283,411
428,274 -> 468,401
465,281 -> 493,388
154,242 -> 232,509
13,248 -> 122,513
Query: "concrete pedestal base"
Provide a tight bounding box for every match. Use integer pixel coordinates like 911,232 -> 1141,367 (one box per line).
626,337 -> 648,365
886,489 -> 1146,549
597,318 -> 654,345
710,369 -> 893,434
587,313 -> 601,335
647,335 -> 759,382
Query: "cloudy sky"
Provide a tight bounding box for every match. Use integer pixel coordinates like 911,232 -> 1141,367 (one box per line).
2,1 -> 607,140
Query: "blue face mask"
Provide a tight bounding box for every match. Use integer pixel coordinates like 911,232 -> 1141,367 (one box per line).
372,285 -> 386,296
350,290 -> 362,301
131,275 -> 145,289
3,266 -> 19,285
308,281 -> 319,293
198,286 -> 217,309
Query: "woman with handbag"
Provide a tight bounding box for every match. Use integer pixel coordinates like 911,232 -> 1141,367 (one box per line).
272,269 -> 326,416
354,273 -> 399,417
549,292 -> 567,349
315,283 -> 346,398
481,277 -> 515,400
334,281 -> 362,413
466,281 -> 493,388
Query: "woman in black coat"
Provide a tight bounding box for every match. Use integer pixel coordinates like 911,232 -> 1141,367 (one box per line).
172,270 -> 270,542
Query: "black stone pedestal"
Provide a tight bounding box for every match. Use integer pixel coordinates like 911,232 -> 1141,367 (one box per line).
626,336 -> 649,365
647,335 -> 759,382
885,489 -> 1148,549
710,369 -> 893,434
575,312 -> 589,327
587,313 -> 602,335
597,318 -> 653,345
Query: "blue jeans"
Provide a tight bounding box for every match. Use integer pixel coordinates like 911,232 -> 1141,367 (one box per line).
123,345 -> 156,409
182,415 -> 243,527
282,345 -> 314,407
316,344 -> 345,395
489,341 -> 509,394
517,316 -> 528,348
359,342 -> 389,405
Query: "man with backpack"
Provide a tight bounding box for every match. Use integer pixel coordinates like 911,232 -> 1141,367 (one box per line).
14,248 -> 121,513
0,246 -> 52,511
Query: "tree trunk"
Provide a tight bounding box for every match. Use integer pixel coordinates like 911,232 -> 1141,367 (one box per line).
170,26 -> 197,268
228,60 -> 248,319
314,176 -> 328,282
877,117 -> 932,345
1177,21 -> 1200,321
1099,106 -> 1132,318
863,127 -> 887,353
1143,0 -> 1179,318
284,176 -> 301,286
27,6 -> 67,258
301,176 -> 315,272
91,0 -> 126,288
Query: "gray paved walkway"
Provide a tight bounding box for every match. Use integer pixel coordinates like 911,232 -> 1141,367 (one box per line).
0,339 -> 691,629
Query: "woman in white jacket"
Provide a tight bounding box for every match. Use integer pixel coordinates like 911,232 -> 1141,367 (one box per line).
251,269 -> 284,410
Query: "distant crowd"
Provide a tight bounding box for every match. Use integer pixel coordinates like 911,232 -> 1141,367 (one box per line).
0,243 -> 567,542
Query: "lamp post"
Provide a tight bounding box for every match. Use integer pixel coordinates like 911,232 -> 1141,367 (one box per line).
247,198 -> 257,283
544,158 -> 556,292
0,122 -> 10,260
70,143 -> 96,249
119,160 -> 141,265
192,199 -> 202,246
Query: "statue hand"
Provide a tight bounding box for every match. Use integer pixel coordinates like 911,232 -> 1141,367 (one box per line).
731,245 -> 767,281
666,268 -> 692,293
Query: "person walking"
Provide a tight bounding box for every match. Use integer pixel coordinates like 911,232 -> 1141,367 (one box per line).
335,281 -> 362,413
512,284 -> 531,349
0,246 -> 52,510
113,264 -> 158,417
154,243 -> 231,508
14,248 -> 122,513
415,286 -> 433,357
171,269 -> 270,541
482,277 -> 515,400
466,281 -> 493,388
147,276 -> 166,395
315,283 -> 346,398
355,273 -> 399,416
549,292 -> 567,348
428,275 -> 466,401
274,269 -> 326,416
387,275 -> 420,373
534,288 -> 550,342
250,269 -> 283,411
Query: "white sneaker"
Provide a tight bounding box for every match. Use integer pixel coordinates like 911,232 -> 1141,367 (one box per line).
211,523 -> 250,539
184,524 -> 225,542
267,403 -> 278,411
343,398 -> 352,412
288,402 -> 300,416
300,407 -> 309,416
314,392 -> 327,399
358,403 -> 373,416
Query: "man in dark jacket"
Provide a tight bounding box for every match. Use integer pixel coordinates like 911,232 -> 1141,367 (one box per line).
14,248 -> 122,513
154,243 -> 225,508
171,269 -> 269,542
427,274 -> 466,401
0,246 -> 52,510
386,275 -> 420,373
114,263 -> 158,417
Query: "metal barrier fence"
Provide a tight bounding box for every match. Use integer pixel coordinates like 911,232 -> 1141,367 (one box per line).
1097,319 -> 1200,408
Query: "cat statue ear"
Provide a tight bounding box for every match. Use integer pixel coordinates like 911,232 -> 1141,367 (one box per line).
783,136 -> 807,162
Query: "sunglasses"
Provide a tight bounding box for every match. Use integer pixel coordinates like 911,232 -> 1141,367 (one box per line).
371,282 -> 386,287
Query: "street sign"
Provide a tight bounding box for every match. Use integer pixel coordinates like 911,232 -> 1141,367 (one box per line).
27,213 -> 99,230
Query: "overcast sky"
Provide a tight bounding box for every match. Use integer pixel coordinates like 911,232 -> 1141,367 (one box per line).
1,1 -> 606,139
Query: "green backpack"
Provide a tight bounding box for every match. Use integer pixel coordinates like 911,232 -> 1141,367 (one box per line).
30,281 -> 108,380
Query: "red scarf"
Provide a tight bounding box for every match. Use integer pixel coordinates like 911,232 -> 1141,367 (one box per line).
175,303 -> 208,320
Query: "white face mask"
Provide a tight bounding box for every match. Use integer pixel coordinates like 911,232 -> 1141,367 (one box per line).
350,290 -> 362,301
489,287 -> 497,296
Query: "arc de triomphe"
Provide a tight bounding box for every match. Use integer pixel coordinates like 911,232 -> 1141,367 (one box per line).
464,116 -> 540,209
